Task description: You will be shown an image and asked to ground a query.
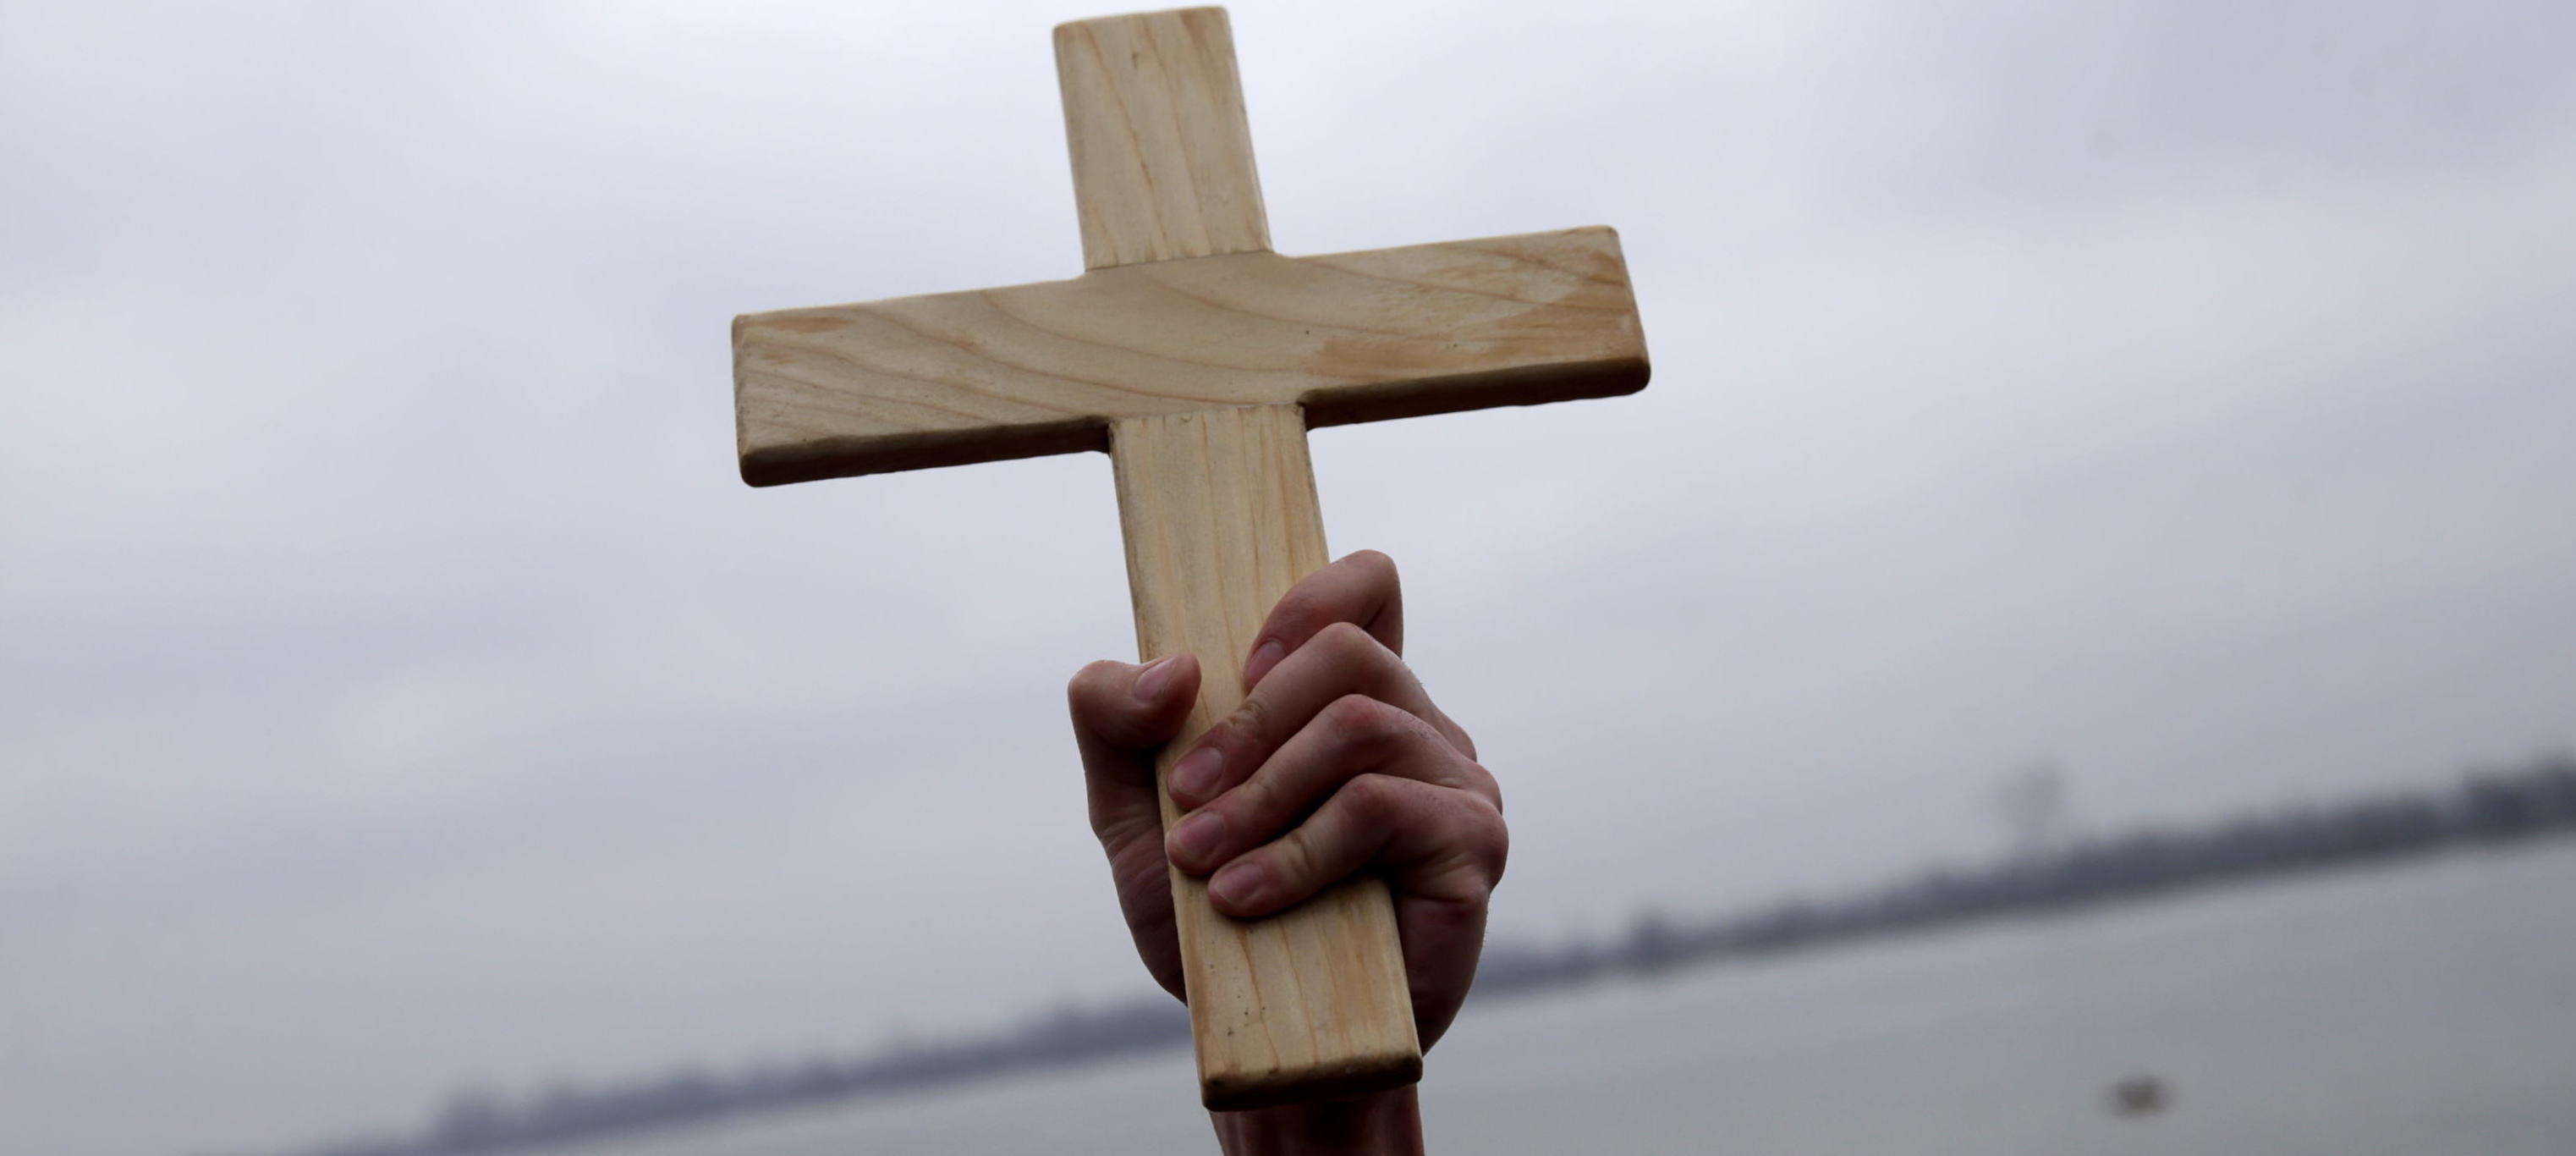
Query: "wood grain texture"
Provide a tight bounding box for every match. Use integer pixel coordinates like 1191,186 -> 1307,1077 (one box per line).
733,227 -> 1647,486
1110,404 -> 1422,1110
1055,8 -> 1270,270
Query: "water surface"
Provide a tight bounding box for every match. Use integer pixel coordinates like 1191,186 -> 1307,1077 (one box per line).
572,841 -> 2576,1154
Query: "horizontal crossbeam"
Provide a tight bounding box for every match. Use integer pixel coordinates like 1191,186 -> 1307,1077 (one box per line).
733,227 -> 1647,486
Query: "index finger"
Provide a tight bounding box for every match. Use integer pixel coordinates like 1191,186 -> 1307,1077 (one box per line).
1243,549 -> 1403,689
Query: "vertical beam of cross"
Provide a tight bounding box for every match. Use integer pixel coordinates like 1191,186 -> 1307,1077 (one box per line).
1057,8 -> 1272,268
1062,10 -> 1424,1109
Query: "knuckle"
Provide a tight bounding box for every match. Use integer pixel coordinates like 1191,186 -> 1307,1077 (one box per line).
1439,852 -> 1497,908
1229,768 -> 1283,825
1321,694 -> 1403,752
1268,585 -> 1326,638
1423,800 -> 1508,905
1225,691 -> 1274,747
1318,620 -> 1405,688
1466,761 -> 1503,812
1469,800 -> 1510,880
1317,692 -> 1373,729
1313,619 -> 1376,660
1267,828 -> 1315,885
1339,772 -> 1405,823
1442,714 -> 1480,762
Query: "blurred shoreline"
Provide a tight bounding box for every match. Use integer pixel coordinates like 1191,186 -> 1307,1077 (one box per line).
250,754 -> 2576,1156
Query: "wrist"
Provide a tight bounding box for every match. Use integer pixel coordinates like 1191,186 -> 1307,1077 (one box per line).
1211,1084 -> 1424,1155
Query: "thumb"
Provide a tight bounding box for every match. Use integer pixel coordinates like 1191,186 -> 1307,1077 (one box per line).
1068,654 -> 1200,840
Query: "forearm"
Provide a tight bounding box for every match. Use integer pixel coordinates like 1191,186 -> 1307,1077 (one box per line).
1211,1086 -> 1424,1155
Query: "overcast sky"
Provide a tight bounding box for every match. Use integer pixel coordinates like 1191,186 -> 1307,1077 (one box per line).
4,2 -> 2573,1153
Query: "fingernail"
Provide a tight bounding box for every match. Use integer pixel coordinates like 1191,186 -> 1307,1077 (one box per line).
1169,746 -> 1224,801
1210,859 -> 1267,908
1244,639 -> 1287,686
1169,810 -> 1226,864
1133,655 -> 1180,702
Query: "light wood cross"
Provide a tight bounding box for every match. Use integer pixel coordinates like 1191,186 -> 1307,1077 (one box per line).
732,7 -> 1648,1109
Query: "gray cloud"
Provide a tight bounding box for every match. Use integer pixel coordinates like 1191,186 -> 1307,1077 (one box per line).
4,2 -> 2571,1153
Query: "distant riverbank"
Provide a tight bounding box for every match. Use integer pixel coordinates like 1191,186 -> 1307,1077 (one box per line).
260,754 -> 2576,1156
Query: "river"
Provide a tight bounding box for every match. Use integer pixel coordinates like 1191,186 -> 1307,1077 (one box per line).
564,840 -> 2576,1154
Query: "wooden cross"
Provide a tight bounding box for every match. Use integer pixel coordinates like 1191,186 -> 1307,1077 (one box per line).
731,7 -> 1648,1109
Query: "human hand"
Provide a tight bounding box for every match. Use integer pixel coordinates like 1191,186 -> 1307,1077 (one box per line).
1066,549 -> 1508,1055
